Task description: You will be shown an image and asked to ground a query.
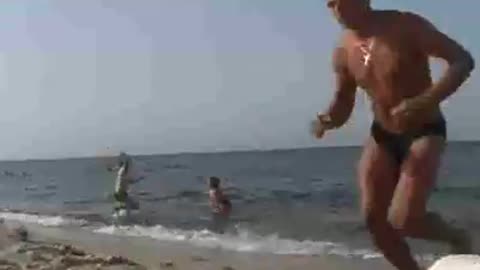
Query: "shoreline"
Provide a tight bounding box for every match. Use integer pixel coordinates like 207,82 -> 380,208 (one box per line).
0,220 -> 401,270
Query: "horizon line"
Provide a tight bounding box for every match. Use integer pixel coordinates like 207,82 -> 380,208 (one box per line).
1,139 -> 479,163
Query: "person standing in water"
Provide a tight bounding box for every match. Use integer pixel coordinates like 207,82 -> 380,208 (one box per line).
313,1 -> 475,269
112,152 -> 140,212
208,176 -> 232,233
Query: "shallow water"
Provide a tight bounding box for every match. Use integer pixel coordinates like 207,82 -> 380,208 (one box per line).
0,142 -> 478,260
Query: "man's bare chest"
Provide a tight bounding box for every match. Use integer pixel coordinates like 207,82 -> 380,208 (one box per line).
344,37 -> 414,89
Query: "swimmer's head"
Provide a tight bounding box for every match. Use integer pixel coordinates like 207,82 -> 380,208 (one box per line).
326,0 -> 371,30
117,152 -> 131,167
208,177 -> 221,189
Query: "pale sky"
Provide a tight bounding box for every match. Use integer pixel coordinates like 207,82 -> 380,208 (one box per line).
0,0 -> 478,160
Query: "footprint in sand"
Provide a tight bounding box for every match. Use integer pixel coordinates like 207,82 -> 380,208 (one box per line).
159,260 -> 175,268
191,256 -> 209,262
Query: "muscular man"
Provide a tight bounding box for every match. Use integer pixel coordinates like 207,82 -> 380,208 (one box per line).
312,1 -> 475,269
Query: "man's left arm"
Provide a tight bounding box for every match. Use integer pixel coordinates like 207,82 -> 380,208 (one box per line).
407,12 -> 475,103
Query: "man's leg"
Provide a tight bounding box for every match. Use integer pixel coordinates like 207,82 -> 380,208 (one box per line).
358,137 -> 421,270
389,136 -> 472,253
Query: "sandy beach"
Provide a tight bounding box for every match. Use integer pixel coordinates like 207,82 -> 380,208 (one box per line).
0,219 -> 417,270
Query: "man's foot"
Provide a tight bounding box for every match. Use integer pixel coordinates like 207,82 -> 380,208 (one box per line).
449,229 -> 472,254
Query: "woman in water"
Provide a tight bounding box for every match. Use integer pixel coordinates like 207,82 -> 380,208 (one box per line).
208,176 -> 232,232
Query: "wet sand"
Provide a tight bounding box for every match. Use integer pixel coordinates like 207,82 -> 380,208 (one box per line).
0,220 -> 422,270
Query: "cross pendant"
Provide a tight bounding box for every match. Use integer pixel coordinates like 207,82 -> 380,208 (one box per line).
363,53 -> 372,66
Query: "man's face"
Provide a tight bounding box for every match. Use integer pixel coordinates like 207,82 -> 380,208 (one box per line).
327,0 -> 369,29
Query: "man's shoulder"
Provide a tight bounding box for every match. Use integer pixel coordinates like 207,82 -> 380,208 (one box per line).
377,9 -> 432,27
333,31 -> 353,51
331,42 -> 349,71
371,9 -> 423,24
374,9 -> 437,40
374,9 -> 416,17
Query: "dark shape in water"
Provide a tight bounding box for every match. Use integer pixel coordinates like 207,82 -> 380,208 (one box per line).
291,192 -> 312,200
27,192 -> 56,199
164,164 -> 188,170
63,199 -> 95,205
24,185 -> 38,191
137,191 -> 151,196
3,171 -> 15,177
45,184 -> 57,190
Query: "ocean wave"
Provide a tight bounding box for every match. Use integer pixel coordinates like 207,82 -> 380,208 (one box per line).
0,211 -> 88,227
93,224 -> 382,259
0,210 -> 436,261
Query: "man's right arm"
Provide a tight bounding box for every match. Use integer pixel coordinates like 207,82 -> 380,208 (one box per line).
321,46 -> 357,129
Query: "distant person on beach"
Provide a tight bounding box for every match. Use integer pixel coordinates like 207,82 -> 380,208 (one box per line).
111,152 -> 141,211
312,1 -> 475,270
208,176 -> 232,232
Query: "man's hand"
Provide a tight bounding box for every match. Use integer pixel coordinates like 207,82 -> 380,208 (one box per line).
390,94 -> 437,124
311,113 -> 335,139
